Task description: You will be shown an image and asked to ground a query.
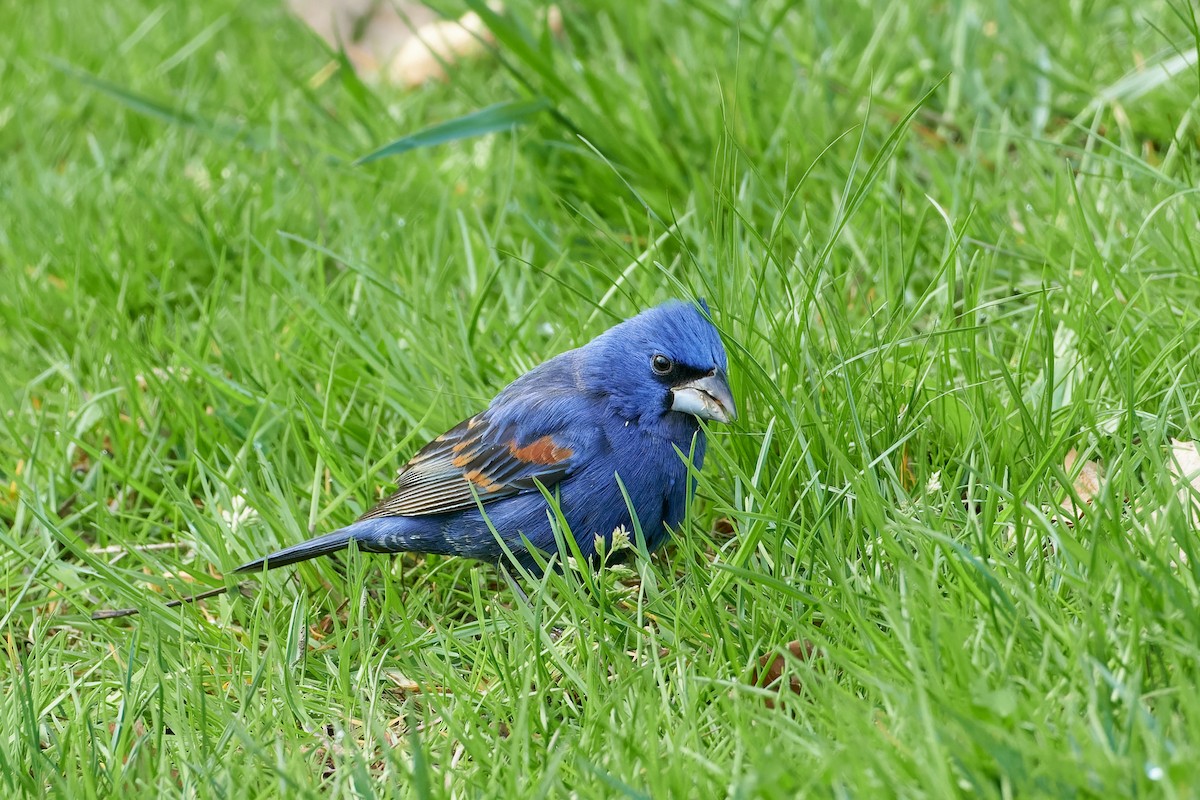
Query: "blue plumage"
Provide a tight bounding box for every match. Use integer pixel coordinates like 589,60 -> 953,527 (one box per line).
235,299 -> 735,574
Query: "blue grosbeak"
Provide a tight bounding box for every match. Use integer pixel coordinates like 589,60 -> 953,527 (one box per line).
235,299 -> 735,574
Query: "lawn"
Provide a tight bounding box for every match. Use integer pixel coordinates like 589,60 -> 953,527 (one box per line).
3,0 -> 1200,796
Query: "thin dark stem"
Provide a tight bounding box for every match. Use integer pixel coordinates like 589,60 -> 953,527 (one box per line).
91,583 -> 244,620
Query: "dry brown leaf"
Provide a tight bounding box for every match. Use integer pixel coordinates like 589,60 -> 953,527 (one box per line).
289,0 -> 562,89
384,670 -> 422,693
751,640 -> 815,708
290,0 -> 470,85
385,9 -> 495,87
1054,448 -> 1103,525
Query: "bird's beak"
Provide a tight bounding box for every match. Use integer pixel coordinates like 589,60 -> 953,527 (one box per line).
671,369 -> 737,424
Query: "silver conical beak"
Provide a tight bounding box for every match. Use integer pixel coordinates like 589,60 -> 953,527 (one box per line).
670,369 -> 736,423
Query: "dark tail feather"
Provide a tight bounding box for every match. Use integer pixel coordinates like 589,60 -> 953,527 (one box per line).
234,528 -> 359,573
234,517 -> 433,573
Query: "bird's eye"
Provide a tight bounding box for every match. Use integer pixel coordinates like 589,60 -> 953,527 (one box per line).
651,354 -> 673,375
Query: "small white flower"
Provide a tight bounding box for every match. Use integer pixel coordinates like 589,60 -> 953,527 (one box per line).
220,493 -> 259,533
925,471 -> 942,494
610,525 -> 631,551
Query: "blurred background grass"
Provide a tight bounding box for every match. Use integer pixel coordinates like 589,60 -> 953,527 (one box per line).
3,0 -> 1200,796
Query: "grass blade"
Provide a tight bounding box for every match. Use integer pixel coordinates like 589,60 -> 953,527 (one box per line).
354,98 -> 550,164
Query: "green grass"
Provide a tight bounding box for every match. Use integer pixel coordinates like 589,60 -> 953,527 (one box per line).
4,0 -> 1200,796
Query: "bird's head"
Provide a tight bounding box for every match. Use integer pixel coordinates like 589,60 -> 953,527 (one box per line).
584,299 -> 736,425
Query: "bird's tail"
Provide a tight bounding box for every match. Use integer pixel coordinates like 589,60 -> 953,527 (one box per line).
234,517 -> 408,573
234,528 -> 356,573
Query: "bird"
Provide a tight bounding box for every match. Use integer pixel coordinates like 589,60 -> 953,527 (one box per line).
234,299 -> 736,576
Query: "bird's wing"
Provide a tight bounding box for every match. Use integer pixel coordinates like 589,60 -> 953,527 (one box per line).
357,409 -> 584,520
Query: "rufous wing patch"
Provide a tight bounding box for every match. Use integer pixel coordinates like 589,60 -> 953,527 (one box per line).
509,435 -> 573,465
464,469 -> 501,492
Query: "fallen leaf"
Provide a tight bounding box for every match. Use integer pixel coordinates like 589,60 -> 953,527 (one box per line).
385,8 -> 496,87
384,670 -> 425,694
289,1 -> 562,89
751,640 -> 815,708
1053,448 -> 1103,524
1167,439 -> 1200,526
